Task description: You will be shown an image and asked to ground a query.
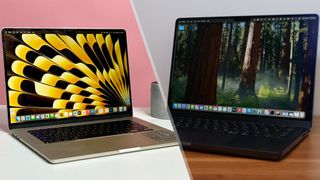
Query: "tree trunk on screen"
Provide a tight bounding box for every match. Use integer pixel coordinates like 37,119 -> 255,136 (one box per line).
240,22 -> 250,68
274,22 -> 282,79
259,23 -> 266,74
221,22 -> 234,92
237,21 -> 262,98
298,21 -> 317,111
279,21 -> 291,83
287,21 -> 296,101
185,23 -> 223,104
293,21 -> 306,105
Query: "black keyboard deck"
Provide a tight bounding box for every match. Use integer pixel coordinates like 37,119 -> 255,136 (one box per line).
29,120 -> 153,144
174,117 -> 297,139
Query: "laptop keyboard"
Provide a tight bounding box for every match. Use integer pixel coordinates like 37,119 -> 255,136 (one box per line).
174,117 -> 297,139
28,120 -> 153,144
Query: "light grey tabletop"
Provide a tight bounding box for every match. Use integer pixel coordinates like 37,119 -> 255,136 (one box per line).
0,106 -> 190,180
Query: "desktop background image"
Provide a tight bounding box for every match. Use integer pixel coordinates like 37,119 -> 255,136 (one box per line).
3,31 -> 131,123
170,18 -> 317,113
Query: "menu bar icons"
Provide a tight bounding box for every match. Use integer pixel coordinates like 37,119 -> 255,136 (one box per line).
222,107 -> 227,112
171,103 -> 305,119
50,113 -> 55,118
257,109 -> 263,114
213,106 -> 218,111
98,108 -> 104,114
14,106 -> 129,123
289,112 -> 294,117
253,17 -> 310,22
264,109 -> 270,115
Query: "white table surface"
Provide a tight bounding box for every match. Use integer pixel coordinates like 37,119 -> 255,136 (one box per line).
0,105 -> 191,180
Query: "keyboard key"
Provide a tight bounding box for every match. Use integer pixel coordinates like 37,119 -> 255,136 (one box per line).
174,117 -> 297,139
28,120 -> 153,144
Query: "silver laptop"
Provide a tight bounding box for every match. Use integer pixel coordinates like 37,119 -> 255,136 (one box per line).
1,28 -> 177,163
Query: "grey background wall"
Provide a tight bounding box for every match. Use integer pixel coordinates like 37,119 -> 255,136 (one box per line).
131,0 -> 320,115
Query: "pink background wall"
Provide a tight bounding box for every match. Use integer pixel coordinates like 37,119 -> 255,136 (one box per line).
0,0 -> 155,107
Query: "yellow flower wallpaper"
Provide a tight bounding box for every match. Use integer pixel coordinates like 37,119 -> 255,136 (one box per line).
3,29 -> 131,123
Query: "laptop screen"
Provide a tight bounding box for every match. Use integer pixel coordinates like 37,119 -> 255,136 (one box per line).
169,15 -> 318,120
2,29 -> 132,124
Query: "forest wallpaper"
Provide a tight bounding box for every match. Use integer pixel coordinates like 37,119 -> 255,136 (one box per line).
3,30 -> 131,123
170,18 -> 318,113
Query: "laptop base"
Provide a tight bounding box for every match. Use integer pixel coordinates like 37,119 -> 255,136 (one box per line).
178,127 -> 309,160
11,117 -> 177,163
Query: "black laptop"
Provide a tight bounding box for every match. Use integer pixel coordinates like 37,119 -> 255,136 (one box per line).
168,14 -> 319,160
